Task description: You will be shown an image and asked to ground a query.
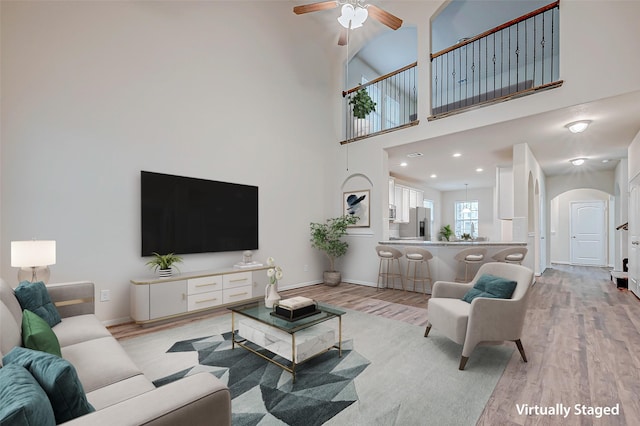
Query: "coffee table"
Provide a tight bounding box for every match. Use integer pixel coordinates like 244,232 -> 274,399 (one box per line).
229,300 -> 345,382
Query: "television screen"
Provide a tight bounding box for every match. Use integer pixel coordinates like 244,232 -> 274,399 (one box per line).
141,171 -> 258,256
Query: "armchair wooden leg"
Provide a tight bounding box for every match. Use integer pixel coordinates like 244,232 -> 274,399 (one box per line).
459,356 -> 469,370
424,324 -> 432,337
514,339 -> 528,362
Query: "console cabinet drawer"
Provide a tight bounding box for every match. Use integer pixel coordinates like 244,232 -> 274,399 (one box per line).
223,285 -> 252,304
187,290 -> 223,311
223,272 -> 251,289
187,276 -> 222,295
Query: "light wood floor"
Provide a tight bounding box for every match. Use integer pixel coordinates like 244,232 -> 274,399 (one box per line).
111,264 -> 640,425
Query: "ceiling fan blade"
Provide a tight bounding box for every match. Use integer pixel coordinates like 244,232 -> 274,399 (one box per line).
367,4 -> 403,30
338,28 -> 348,46
293,1 -> 338,15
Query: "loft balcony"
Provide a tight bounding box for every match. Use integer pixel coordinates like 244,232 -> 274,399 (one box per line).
341,1 -> 562,142
430,1 -> 562,119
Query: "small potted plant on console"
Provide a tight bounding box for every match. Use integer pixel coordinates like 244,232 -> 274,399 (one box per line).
146,252 -> 183,277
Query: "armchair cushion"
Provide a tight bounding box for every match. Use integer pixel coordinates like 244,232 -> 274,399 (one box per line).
461,274 -> 517,303
14,281 -> 61,327
22,309 -> 62,357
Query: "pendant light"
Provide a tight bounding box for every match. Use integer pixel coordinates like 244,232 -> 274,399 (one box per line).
462,184 -> 471,214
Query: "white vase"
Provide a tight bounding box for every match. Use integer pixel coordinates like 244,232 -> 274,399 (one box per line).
264,283 -> 281,308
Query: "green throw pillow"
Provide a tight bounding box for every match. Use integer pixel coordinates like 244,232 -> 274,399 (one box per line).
14,281 -> 61,327
22,309 -> 62,357
3,347 -> 95,424
462,274 -> 518,303
0,363 -> 56,426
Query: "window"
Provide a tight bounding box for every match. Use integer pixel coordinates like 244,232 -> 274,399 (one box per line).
455,200 -> 478,238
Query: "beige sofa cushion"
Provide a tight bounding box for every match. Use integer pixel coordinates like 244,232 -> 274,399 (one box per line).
62,337 -> 142,393
1,300 -> 22,360
54,314 -> 113,348
86,374 -> 155,410
427,298 -> 470,344
0,279 -> 22,325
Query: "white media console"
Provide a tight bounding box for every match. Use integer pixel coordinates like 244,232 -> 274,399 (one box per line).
130,265 -> 269,324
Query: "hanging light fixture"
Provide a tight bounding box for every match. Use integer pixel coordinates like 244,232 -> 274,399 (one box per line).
462,184 -> 471,214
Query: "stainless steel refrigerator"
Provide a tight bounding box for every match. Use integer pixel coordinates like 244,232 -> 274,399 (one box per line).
399,207 -> 431,240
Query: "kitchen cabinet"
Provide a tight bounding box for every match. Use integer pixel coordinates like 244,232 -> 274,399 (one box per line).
393,183 -> 424,223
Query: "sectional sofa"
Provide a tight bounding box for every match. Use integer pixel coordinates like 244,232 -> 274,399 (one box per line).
0,278 -> 231,425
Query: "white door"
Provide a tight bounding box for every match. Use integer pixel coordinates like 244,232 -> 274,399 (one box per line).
570,201 -> 606,266
629,177 -> 640,297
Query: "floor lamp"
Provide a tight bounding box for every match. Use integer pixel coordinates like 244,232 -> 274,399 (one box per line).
11,240 -> 57,284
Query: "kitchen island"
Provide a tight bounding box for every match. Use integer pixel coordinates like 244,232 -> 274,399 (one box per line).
379,240 -> 529,290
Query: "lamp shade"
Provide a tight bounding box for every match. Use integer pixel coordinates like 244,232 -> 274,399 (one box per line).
11,240 -> 56,267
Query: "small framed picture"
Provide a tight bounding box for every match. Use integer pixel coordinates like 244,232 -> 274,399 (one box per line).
343,190 -> 370,227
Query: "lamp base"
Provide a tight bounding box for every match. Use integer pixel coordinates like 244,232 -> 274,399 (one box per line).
17,266 -> 51,284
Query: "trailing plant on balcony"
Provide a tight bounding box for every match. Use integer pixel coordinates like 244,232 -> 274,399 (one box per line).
349,89 -> 376,119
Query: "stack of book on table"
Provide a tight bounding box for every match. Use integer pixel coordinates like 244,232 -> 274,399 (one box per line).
272,296 -> 319,321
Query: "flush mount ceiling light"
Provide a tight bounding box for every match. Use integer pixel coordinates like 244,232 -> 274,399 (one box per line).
430,174 -> 437,178
570,158 -> 586,166
476,168 -> 483,172
400,162 -> 408,167
407,152 -> 423,158
566,120 -> 592,133
453,153 -> 462,157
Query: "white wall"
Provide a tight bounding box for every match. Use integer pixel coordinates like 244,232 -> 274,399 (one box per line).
0,1 -> 335,324
549,189 -> 612,265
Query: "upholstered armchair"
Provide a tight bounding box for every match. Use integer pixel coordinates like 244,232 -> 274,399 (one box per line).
424,262 -> 534,370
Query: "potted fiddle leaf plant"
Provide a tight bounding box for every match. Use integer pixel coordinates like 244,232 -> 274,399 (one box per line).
310,215 -> 358,286
349,89 -> 376,119
146,252 -> 183,277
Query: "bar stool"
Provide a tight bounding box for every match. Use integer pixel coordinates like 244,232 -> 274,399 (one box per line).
454,247 -> 487,282
404,247 -> 433,295
375,245 -> 404,291
491,247 -> 528,265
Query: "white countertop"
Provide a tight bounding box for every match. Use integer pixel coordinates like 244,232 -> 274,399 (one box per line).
381,240 -> 527,247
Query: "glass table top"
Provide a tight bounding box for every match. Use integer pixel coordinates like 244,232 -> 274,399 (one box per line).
228,300 -> 345,333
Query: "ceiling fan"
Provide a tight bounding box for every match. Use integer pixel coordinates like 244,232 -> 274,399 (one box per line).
293,1 -> 403,46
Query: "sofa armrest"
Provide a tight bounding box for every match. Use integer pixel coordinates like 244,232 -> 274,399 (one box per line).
63,373 -> 231,426
47,281 -> 95,318
431,280 -> 472,299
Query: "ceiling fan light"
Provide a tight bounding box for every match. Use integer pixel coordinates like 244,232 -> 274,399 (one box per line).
337,4 -> 367,29
337,4 -> 355,28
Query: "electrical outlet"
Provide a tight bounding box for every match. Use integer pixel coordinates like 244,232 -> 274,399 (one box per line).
304,264 -> 309,272
100,290 -> 110,302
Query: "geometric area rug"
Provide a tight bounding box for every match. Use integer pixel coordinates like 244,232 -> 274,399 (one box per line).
120,309 -> 513,426
153,333 -> 369,426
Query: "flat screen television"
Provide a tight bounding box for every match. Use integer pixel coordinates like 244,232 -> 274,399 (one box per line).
141,171 -> 258,256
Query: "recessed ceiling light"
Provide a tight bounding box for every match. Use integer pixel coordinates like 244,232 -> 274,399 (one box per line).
602,159 -> 610,163
407,152 -> 423,158
453,153 -> 462,157
476,168 -> 483,172
400,162 -> 408,167
570,158 -> 586,166
566,120 -> 592,133
430,174 -> 437,178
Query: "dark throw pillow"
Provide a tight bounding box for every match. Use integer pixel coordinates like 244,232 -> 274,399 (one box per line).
14,281 -> 61,327
22,309 -> 62,357
2,347 -> 95,424
462,274 -> 518,303
0,363 -> 56,426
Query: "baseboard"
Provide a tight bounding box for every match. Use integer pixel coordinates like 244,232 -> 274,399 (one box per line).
102,316 -> 133,327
